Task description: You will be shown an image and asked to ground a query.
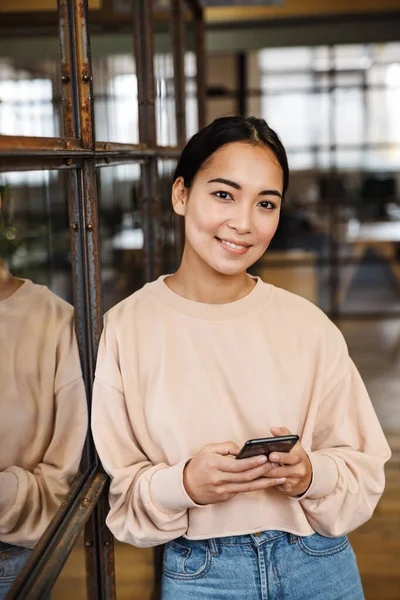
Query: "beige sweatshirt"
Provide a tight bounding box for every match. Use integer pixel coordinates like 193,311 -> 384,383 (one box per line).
0,279 -> 88,549
92,275 -> 391,548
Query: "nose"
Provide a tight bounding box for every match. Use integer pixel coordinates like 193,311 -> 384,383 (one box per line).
228,203 -> 252,235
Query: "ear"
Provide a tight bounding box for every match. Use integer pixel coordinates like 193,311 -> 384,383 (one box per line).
172,177 -> 188,216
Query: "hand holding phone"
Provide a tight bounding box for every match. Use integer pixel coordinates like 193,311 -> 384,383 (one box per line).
242,426 -> 313,498
183,441 -> 288,506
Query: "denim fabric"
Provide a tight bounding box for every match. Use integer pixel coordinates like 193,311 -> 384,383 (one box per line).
161,530 -> 365,600
0,542 -> 31,600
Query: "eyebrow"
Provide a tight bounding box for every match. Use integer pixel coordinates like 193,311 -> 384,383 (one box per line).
207,178 -> 282,198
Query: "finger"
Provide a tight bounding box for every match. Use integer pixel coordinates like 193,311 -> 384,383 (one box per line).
223,462 -> 277,483
268,452 -> 301,466
219,453 -> 268,473
225,477 -> 286,495
205,442 -> 240,456
262,466 -> 299,479
270,426 -> 292,436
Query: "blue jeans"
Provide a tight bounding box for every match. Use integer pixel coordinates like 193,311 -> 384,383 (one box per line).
0,542 -> 31,600
161,530 -> 365,600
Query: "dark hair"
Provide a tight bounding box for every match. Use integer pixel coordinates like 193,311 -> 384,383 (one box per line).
173,115 -> 289,198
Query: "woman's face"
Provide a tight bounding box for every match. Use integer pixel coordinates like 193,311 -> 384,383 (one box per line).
173,141 -> 283,277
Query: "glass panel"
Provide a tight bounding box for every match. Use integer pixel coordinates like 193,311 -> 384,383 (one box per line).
0,170 -> 88,595
287,151 -> 314,171
335,71 -> 363,86
334,44 -> 371,71
333,221 -> 400,314
335,149 -> 364,170
258,47 -> 313,72
367,88 -> 400,145
91,33 -> 139,143
261,92 -> 328,149
364,147 -> 400,172
97,163 -> 144,311
0,10 -> 62,137
154,0 -> 177,146
314,72 -> 330,90
334,88 -> 364,146
312,46 -> 330,72
373,42 -> 400,64
261,72 -> 313,92
51,532 -> 87,600
367,64 -> 391,86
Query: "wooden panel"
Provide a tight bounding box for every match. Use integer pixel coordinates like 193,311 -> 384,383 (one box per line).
207,0 -> 400,22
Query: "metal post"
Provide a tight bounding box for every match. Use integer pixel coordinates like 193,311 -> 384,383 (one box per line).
133,0 -> 160,282
194,6 -> 206,129
236,51 -> 247,116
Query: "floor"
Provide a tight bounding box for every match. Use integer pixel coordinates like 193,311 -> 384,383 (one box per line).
52,257 -> 400,600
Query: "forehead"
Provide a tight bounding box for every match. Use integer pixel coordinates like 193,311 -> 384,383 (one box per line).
198,142 -> 283,189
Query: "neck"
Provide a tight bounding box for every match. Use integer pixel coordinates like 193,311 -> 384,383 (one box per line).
166,245 -> 255,304
0,259 -> 24,301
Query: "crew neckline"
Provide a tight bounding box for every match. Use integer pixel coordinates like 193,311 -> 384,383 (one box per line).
147,274 -> 272,320
0,279 -> 36,309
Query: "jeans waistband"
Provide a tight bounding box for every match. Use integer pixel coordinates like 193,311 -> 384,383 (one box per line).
182,530 -> 298,553
0,541 -> 28,553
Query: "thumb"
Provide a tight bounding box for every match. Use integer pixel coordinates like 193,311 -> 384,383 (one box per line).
270,426 -> 292,436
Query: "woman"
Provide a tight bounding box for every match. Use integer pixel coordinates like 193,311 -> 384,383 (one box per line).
0,259 -> 87,599
92,116 -> 391,600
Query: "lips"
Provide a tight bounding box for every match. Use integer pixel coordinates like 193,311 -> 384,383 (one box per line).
216,237 -> 252,255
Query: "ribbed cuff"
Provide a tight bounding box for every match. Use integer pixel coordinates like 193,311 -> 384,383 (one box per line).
149,459 -> 203,513
300,452 -> 339,500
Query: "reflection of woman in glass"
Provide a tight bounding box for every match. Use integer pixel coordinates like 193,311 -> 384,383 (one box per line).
0,255 -> 88,599
92,117 -> 391,600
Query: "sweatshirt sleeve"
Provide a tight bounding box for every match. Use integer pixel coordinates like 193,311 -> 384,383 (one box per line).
297,359 -> 391,537
91,315 -> 200,549
0,319 -> 88,549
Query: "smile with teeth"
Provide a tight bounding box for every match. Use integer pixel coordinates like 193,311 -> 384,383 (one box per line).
221,240 -> 247,249
216,237 -> 251,254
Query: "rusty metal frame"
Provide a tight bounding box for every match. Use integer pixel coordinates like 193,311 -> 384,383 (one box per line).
1,1 -> 205,600
7,470 -> 108,600
59,0 -> 77,137
172,0 -> 187,147
194,5 -> 206,130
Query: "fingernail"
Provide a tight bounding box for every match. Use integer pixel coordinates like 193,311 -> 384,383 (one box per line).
257,456 -> 267,464
270,454 -> 279,461
270,462 -> 278,468
276,478 -> 286,484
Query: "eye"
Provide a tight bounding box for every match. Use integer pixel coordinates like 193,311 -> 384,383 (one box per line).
258,200 -> 276,210
213,191 -> 233,201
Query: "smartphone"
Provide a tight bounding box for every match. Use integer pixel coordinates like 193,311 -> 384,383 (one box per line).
236,435 -> 299,460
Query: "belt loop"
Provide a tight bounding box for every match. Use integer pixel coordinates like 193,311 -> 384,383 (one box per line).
208,538 -> 218,556
289,533 -> 298,544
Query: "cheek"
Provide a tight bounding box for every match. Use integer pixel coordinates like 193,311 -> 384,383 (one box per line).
188,203 -> 222,235
256,214 -> 280,243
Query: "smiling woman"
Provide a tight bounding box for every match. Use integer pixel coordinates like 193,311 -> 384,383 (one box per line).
91,116 -> 390,600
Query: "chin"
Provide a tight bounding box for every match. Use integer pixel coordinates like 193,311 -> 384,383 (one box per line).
209,260 -> 254,277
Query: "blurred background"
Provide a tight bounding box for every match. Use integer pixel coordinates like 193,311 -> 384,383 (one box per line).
1,1 -> 399,599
